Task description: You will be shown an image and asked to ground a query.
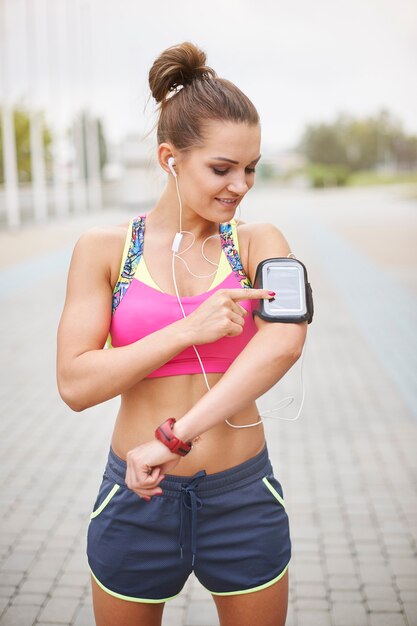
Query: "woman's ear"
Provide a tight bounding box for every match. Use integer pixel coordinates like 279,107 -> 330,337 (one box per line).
158,143 -> 177,176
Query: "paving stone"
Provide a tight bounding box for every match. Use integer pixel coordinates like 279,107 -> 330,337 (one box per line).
330,601 -> 368,626
0,572 -> 24,586
49,585 -> 86,599
367,599 -> 403,612
37,597 -> 79,623
0,552 -> 37,572
284,603 -> 296,626
162,606 -> 186,626
0,586 -> 16,598
363,584 -> 398,600
399,590 -> 417,602
169,594 -> 187,608
0,598 -> 10,615
368,614 -> 408,626
11,592 -> 45,606
292,563 -> 325,583
296,598 -> 330,611
185,599 -> 219,626
328,574 -> 360,590
13,541 -> 44,553
353,543 -> 383,556
189,585 -> 212,601
28,561 -> 63,578
390,558 -> 417,576
19,578 -> 53,594
395,575 -> 417,590
295,582 -> 327,599
72,604 -> 95,626
0,605 -> 40,625
403,602 -> 417,626
296,610 -> 332,626
63,554 -> 88,573
36,623 -> 71,626
359,563 -> 393,584
57,572 -> 90,587
330,589 -> 363,602
325,557 -> 357,575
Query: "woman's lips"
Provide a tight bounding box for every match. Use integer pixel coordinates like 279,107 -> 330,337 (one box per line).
215,197 -> 238,207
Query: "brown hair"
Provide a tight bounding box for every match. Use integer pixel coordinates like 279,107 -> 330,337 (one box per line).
148,42 -> 259,152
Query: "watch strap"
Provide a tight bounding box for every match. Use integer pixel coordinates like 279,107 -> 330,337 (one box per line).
155,418 -> 192,456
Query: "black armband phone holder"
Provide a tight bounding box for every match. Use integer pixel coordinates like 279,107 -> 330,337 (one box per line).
252,257 -> 314,324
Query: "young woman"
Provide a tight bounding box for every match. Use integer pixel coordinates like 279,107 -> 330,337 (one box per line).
57,42 -> 307,626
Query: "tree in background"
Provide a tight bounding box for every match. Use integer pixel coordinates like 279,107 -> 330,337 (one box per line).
0,108 -> 107,185
97,118 -> 107,172
77,111 -> 108,180
298,109 -> 417,186
0,108 -> 52,184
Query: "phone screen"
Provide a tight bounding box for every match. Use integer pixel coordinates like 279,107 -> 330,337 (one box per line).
264,265 -> 305,314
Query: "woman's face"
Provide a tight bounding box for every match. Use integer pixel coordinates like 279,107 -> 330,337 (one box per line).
172,120 -> 261,224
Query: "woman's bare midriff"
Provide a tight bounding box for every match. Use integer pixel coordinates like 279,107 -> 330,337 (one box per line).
110,373 -> 266,475
108,218 -> 265,475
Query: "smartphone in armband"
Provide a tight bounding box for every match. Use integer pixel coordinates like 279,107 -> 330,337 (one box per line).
252,257 -> 314,324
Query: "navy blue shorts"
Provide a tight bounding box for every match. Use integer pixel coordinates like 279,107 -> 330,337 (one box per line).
86,445 -> 291,603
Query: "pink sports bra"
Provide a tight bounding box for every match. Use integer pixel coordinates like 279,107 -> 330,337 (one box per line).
107,214 -> 258,378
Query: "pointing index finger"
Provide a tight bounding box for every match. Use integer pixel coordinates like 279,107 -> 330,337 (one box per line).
228,289 -> 274,301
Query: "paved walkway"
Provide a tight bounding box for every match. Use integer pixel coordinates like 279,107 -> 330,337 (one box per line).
0,184 -> 416,625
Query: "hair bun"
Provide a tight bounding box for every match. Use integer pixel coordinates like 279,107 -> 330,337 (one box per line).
149,41 -> 217,104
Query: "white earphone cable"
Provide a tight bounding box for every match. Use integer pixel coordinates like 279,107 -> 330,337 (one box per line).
170,163 -> 305,427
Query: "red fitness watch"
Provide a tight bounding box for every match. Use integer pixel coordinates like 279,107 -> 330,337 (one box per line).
155,418 -> 192,456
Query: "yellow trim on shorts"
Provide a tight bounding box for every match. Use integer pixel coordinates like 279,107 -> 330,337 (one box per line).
90,484 -> 120,519
207,561 -> 290,596
262,476 -> 286,509
89,566 -> 181,604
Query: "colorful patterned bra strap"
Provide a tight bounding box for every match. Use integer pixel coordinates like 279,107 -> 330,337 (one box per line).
111,216 -> 252,315
219,222 -> 253,289
112,215 -> 145,314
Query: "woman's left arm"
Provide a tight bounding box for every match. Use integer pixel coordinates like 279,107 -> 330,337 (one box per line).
174,222 -> 307,442
126,223 -> 308,497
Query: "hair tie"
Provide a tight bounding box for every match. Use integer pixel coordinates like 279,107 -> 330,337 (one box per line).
165,84 -> 185,101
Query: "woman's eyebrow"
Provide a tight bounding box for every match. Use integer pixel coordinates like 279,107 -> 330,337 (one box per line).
211,155 -> 262,165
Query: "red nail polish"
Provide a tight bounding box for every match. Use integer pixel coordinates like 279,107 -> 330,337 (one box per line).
268,291 -> 276,297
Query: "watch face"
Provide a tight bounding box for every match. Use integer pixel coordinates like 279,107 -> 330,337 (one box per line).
155,418 -> 191,456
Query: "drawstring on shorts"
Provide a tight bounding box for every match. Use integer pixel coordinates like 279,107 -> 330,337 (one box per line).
178,470 -> 206,566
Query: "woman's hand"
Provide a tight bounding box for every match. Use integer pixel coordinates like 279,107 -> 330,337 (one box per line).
125,440 -> 180,501
183,288 -> 273,345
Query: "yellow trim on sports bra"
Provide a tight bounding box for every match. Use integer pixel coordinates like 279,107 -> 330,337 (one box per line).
117,218 -> 134,283
230,217 -> 240,253
106,216 -> 243,351
106,219 -> 135,349
134,217 -> 241,291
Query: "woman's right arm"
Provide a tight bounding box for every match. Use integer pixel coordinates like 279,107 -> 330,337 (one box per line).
56,228 -> 192,412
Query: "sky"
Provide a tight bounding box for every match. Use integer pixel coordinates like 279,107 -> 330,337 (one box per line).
2,0 -> 417,153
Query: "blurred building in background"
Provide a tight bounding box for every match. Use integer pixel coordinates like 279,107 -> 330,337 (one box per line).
1,0 -> 416,229
0,0 -> 161,229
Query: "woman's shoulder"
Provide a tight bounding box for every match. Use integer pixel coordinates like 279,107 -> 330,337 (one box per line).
76,219 -> 130,247
235,220 -> 292,282
238,220 -> 290,250
70,219 -> 132,285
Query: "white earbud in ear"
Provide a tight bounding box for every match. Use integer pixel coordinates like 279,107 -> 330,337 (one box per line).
167,157 -> 177,178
